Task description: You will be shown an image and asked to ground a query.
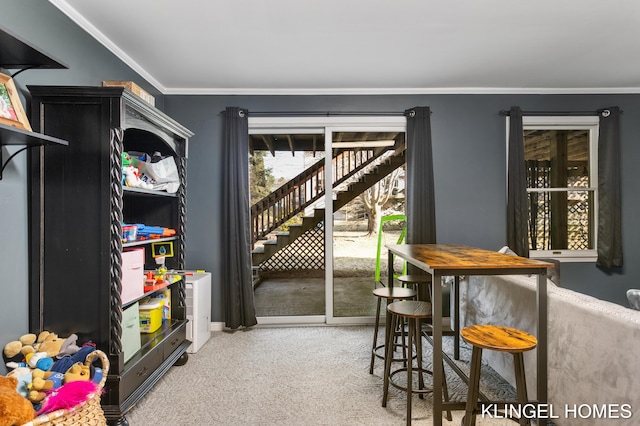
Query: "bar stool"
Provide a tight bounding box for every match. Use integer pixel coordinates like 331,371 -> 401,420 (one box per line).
370,286 -> 417,374
382,300 -> 452,425
397,274 -> 432,297
461,325 -> 537,426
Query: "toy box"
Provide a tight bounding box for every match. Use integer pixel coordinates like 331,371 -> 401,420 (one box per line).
122,302 -> 141,362
121,248 -> 145,304
139,300 -> 163,333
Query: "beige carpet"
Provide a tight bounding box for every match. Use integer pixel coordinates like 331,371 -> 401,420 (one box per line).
126,326 -> 544,425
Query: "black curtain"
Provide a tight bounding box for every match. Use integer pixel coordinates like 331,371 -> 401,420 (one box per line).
597,107 -> 623,268
405,107 -> 436,244
221,107 -> 257,329
506,106 -> 529,257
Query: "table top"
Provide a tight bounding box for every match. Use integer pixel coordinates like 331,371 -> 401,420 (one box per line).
386,244 -> 553,274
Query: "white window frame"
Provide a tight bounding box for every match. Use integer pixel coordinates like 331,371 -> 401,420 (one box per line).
508,115 -> 599,262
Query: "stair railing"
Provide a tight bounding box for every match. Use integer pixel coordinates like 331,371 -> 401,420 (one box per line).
251,148 -> 393,246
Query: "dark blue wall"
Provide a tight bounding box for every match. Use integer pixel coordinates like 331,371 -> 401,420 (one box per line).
165,94 -> 640,321
1,1 -> 638,338
0,1 -> 165,373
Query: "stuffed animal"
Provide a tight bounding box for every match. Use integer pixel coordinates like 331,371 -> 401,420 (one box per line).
3,333 -> 36,367
34,332 -> 65,358
64,362 -> 91,383
27,352 -> 53,371
6,367 -> 32,398
123,165 -> 154,189
0,375 -> 35,426
56,334 -> 81,359
27,370 -> 64,403
51,344 -> 95,374
36,380 -> 99,416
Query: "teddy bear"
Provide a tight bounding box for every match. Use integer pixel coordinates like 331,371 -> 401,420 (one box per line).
34,332 -> 65,358
2,333 -> 37,367
0,375 -> 35,426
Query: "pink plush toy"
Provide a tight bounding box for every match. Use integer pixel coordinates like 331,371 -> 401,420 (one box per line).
36,380 -> 100,416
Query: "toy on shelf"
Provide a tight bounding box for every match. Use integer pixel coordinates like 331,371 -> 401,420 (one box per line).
143,241 -> 181,292
122,224 -> 138,243
136,224 -> 176,239
122,152 -> 153,190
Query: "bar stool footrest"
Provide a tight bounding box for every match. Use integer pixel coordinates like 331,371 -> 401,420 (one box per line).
388,367 -> 434,397
373,342 -> 417,362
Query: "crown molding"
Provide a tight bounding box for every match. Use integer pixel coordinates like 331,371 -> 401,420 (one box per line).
49,0 -> 166,92
164,86 -> 640,96
48,1 -> 640,97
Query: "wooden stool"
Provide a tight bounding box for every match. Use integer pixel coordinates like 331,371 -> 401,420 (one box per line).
398,274 -> 433,307
370,286 -> 417,374
382,300 -> 452,425
461,325 -> 537,426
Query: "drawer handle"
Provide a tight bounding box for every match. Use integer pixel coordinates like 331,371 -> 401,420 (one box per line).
169,338 -> 179,346
137,366 -> 149,377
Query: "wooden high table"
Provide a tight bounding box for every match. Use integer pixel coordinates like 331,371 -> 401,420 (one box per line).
386,244 -> 553,425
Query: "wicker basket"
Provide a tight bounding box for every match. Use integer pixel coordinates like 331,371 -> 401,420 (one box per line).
22,350 -> 110,426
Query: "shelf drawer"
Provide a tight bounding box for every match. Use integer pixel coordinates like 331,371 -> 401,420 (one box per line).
162,324 -> 186,359
120,347 -> 163,397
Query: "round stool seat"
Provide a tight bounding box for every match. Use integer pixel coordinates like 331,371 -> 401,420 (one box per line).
397,274 -> 432,284
372,286 -> 417,300
387,300 -> 432,319
369,286 -> 417,375
461,325 -> 537,353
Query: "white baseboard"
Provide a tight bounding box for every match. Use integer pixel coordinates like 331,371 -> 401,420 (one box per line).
208,317 -> 452,331
210,322 -> 225,331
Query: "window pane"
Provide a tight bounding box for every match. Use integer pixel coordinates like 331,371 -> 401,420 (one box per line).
524,130 -> 590,189
527,190 -> 594,251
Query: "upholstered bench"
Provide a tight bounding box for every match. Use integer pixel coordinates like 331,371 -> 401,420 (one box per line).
460,274 -> 640,426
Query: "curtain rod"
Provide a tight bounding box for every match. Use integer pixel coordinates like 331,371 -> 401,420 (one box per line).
220,110 -> 408,117
498,109 -> 622,117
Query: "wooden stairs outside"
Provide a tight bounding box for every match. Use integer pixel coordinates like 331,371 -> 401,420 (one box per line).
251,148 -> 406,267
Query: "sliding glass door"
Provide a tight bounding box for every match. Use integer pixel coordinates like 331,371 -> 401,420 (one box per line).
249,116 -> 406,325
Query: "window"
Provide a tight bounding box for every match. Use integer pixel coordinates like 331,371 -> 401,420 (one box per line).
520,116 -> 599,261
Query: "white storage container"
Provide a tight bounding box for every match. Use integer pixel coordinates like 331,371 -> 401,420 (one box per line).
185,272 -> 211,353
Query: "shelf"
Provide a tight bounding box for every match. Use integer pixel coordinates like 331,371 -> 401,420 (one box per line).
123,235 -> 178,248
125,319 -> 188,367
0,123 -> 68,146
1,26 -> 68,71
123,186 -> 178,197
1,123 -> 68,180
139,319 -> 186,350
122,274 -> 183,309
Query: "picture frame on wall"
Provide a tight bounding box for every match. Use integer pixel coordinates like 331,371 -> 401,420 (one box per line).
0,72 -> 32,131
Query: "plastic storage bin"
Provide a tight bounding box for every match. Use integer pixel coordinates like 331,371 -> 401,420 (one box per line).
122,224 -> 138,242
121,248 -> 145,304
139,300 -> 163,333
122,302 -> 141,362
